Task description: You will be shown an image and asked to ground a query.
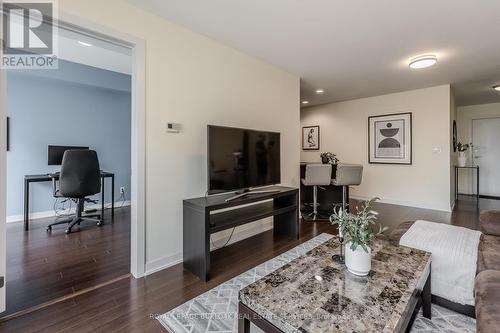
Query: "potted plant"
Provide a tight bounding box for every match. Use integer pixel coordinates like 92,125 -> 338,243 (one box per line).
457,142 -> 472,167
330,198 -> 387,276
320,152 -> 339,165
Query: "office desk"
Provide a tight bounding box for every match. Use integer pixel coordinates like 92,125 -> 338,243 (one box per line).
24,171 -> 115,231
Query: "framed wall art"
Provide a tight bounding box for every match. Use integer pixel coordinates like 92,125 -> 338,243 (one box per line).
302,126 -> 319,150
368,113 -> 412,164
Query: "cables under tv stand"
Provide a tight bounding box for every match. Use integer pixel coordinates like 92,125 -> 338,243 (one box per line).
210,227 -> 236,250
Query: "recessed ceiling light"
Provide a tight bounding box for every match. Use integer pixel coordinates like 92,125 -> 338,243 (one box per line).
78,41 -> 93,47
315,89 -> 324,94
493,85 -> 500,92
409,55 -> 438,69
302,100 -> 309,105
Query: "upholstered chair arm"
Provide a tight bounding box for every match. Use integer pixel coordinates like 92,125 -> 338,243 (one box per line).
480,210 -> 500,236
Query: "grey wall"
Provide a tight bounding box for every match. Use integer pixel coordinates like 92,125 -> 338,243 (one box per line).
6,60 -> 131,217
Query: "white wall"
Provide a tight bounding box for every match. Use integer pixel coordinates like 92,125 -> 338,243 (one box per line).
456,102 -> 500,194
301,85 -> 453,211
59,0 -> 300,274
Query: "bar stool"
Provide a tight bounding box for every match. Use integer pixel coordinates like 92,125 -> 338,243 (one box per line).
301,164 -> 332,220
331,163 -> 363,263
332,163 -> 363,212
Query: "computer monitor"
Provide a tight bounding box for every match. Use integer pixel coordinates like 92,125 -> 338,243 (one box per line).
48,145 -> 89,165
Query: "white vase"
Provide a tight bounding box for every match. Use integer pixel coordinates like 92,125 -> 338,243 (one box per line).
344,241 -> 371,276
458,152 -> 467,167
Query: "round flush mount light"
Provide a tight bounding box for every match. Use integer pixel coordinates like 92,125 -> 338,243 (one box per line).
302,100 -> 309,105
493,85 -> 500,92
315,89 -> 324,94
409,55 -> 438,69
78,41 -> 93,47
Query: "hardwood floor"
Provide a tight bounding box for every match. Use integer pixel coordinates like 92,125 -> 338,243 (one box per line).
1,206 -> 130,318
0,196 -> 498,332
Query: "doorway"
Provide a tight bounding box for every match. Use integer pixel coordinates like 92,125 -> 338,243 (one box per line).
0,15 -> 146,318
472,117 -> 500,198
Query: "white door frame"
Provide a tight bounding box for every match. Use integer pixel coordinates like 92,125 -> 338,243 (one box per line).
0,12 -> 147,279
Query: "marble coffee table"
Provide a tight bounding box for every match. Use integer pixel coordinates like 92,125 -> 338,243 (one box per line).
238,238 -> 431,333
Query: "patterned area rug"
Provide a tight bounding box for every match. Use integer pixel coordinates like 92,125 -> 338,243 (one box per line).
158,233 -> 476,333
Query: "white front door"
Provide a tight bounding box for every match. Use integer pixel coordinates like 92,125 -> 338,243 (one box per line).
473,118 -> 500,197
0,62 -> 6,312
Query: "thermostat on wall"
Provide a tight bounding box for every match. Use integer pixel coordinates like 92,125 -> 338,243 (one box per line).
166,123 -> 181,133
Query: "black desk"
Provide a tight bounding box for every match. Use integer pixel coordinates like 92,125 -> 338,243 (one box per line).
455,166 -> 479,202
24,171 -> 115,230
183,186 -> 298,281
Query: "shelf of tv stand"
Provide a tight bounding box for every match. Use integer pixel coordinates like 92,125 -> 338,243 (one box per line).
183,186 -> 299,281
209,201 -> 297,233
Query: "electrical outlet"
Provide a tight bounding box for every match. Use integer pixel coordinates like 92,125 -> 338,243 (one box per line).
120,186 -> 125,194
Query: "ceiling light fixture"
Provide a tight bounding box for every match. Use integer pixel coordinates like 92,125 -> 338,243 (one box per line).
315,89 -> 324,94
78,41 -> 93,47
301,100 -> 309,105
493,85 -> 500,92
409,55 -> 438,69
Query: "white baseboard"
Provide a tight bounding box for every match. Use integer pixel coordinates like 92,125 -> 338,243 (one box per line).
350,195 -> 452,213
145,253 -> 183,276
144,219 -> 274,276
6,200 -> 131,223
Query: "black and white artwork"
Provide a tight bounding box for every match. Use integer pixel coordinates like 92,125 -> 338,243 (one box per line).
302,126 -> 320,150
369,113 -> 412,164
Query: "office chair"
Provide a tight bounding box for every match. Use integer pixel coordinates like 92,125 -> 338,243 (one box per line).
47,150 -> 102,234
301,164 -> 332,220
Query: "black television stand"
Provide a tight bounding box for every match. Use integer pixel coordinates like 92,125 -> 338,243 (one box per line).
183,186 -> 299,281
225,187 -> 282,202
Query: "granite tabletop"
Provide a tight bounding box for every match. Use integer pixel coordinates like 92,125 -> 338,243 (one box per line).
239,238 -> 431,333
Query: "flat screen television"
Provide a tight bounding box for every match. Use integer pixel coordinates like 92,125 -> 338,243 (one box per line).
208,125 -> 281,194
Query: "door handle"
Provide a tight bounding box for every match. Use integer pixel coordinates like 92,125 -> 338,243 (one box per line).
0,276 -> 3,288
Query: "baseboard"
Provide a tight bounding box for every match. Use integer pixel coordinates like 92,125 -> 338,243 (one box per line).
6,200 -> 131,223
145,253 -> 183,276
350,195 -> 452,213
144,219 -> 274,276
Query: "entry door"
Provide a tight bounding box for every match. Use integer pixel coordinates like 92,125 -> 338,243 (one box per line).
0,61 -> 6,312
473,118 -> 500,197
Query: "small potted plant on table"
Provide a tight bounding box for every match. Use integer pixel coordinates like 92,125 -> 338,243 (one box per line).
457,142 -> 472,167
330,198 -> 387,276
320,152 -> 339,176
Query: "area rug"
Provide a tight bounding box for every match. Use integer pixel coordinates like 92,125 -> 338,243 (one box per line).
158,233 -> 476,333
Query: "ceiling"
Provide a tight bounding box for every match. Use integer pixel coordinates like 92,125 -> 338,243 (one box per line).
128,0 -> 500,107
58,28 -> 132,75
7,15 -> 132,74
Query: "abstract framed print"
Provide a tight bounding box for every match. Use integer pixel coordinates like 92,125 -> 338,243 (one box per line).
368,113 -> 412,164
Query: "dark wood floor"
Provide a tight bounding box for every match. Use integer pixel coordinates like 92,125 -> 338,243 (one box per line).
2,206 -> 130,318
0,196 -> 498,332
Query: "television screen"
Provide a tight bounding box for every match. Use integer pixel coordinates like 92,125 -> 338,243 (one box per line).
208,125 -> 281,194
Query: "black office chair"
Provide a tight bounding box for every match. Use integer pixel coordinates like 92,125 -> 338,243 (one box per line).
47,150 -> 102,234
